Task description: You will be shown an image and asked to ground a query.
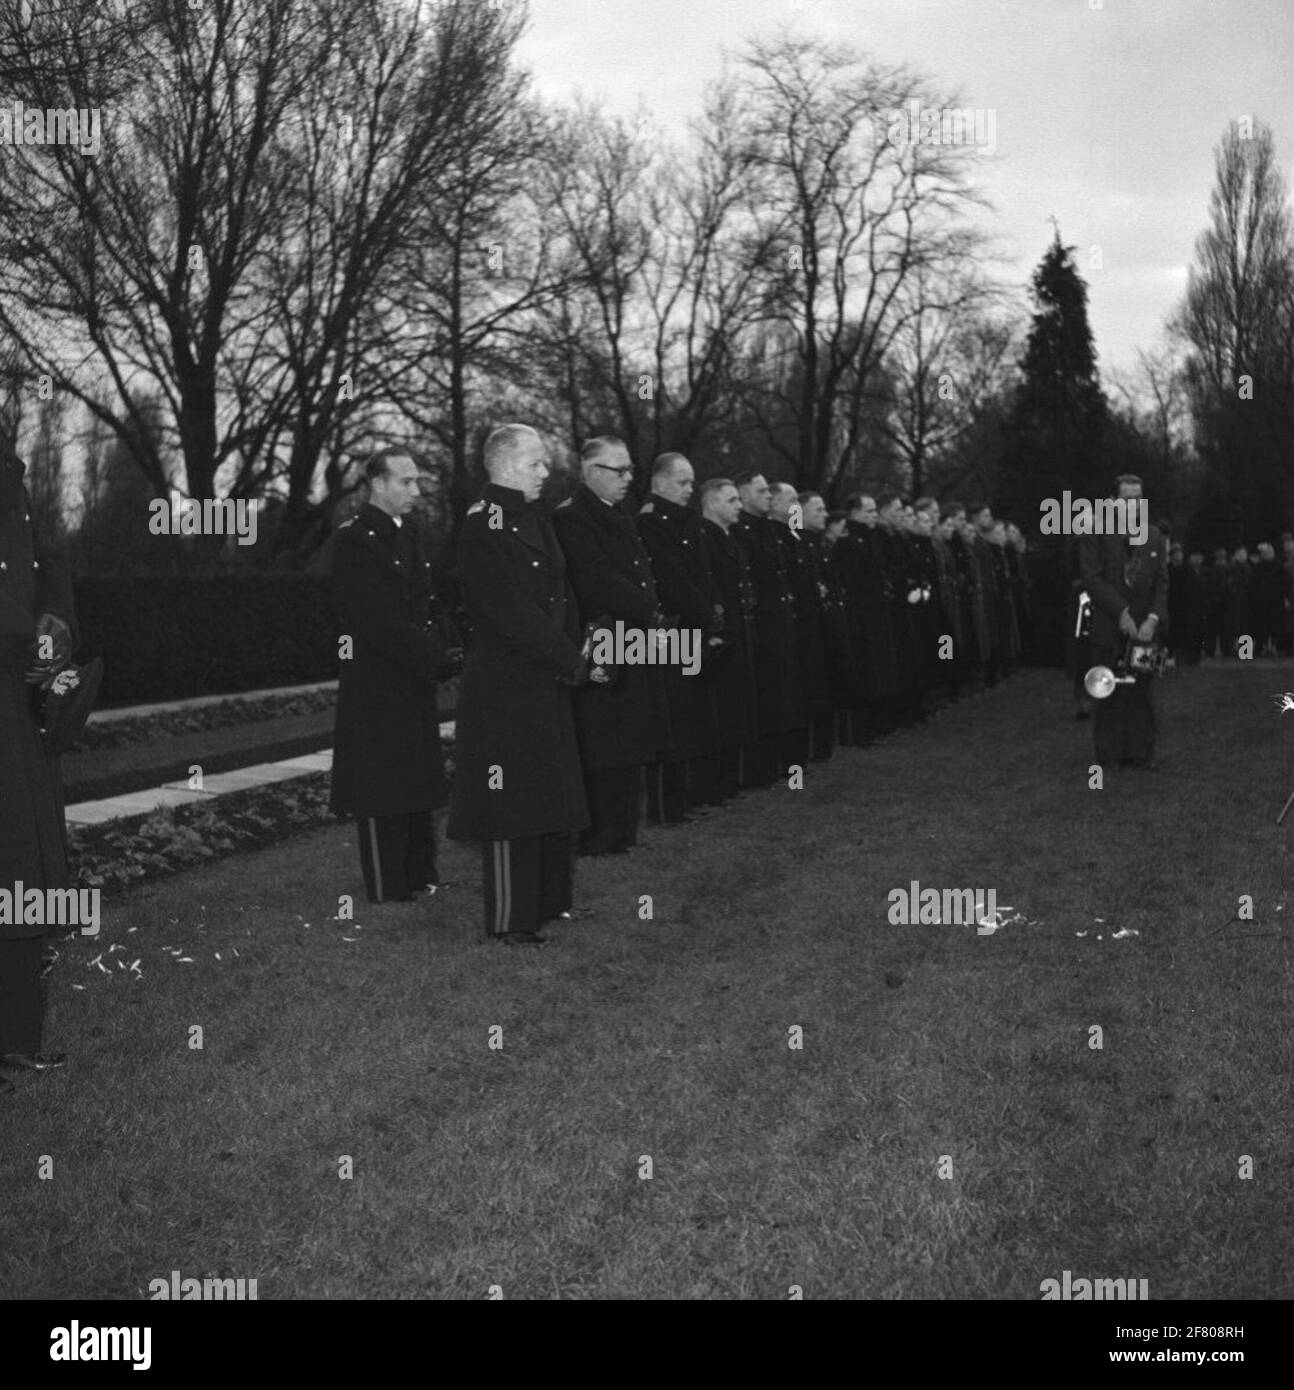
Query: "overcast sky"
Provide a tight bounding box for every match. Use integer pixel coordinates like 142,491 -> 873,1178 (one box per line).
516,0 -> 1294,385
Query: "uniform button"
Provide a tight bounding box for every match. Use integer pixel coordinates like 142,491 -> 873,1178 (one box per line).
532,559 -> 539,566
0,560 -> 5,570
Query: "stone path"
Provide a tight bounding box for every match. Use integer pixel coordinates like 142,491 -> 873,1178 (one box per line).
66,721 -> 455,827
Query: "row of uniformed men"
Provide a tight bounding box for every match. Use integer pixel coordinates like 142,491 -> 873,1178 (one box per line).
329,431 -> 1030,942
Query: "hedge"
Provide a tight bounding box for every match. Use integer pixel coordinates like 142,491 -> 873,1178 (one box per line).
72,558 -> 1068,708
73,575 -> 338,704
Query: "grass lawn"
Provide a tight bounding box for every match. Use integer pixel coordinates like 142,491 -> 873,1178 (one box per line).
3,661 -> 1292,1300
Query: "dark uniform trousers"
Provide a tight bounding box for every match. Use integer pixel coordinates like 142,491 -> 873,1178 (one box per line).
0,935 -> 45,1053
581,766 -> 643,854
645,759 -> 690,823
356,811 -> 438,902
1,443 -> 77,1062
1080,526 -> 1168,766
1091,645 -> 1157,763
688,750 -> 726,805
782,718 -> 830,769
482,833 -> 574,936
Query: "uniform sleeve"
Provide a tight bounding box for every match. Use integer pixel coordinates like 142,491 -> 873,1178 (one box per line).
458,518 -> 584,679
1077,535 -> 1126,622
828,535 -> 855,593
1147,537 -> 1169,621
0,589 -> 33,642
333,528 -> 448,682
555,511 -> 657,627
32,494 -> 78,646
638,520 -> 713,630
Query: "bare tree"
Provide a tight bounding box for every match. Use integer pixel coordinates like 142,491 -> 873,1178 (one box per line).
372,81 -> 579,518
532,101 -> 662,464
235,0 -> 537,548
875,264 -> 1020,494
0,0 -> 333,501
0,0 -> 533,556
724,33 -> 991,493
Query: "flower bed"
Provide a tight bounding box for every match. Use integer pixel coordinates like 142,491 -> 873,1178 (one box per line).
68,732 -> 456,897
78,686 -> 339,752
68,773 -> 337,897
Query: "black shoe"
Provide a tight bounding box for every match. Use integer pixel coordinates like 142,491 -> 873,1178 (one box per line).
1,1052 -> 66,1072
662,815 -> 699,827
543,911 -> 594,927
498,932 -> 548,947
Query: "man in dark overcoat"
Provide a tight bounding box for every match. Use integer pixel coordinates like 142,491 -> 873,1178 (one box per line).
1078,474 -> 1169,770
637,452 -> 721,819
800,490 -> 862,746
0,437 -> 78,1091
922,500 -> 964,700
771,484 -> 833,764
963,504 -> 1001,683
1167,543 -> 1205,667
731,470 -> 806,785
832,494 -> 898,743
874,495 -> 920,726
447,425 -> 590,945
554,437 -> 672,855
330,448 -> 457,904
987,518 -> 1022,676
701,479 -> 758,798
941,502 -> 985,691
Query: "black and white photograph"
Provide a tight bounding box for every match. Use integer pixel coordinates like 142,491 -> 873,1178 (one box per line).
1,0 -> 1290,1348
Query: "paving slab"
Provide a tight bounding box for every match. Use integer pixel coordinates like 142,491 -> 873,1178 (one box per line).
90,680 -> 338,725
66,786 -> 212,825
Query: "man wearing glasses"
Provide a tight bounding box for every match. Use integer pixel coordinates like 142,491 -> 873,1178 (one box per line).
553,437 -> 672,856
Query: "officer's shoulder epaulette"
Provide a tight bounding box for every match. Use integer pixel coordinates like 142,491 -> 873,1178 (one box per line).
466,500 -> 487,516
556,498 -> 574,509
